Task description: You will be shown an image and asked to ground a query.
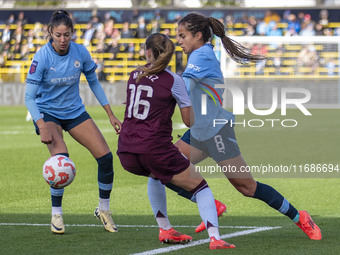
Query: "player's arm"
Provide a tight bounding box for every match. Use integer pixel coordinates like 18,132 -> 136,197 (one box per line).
179,106 -> 194,127
172,75 -> 194,127
25,82 -> 53,144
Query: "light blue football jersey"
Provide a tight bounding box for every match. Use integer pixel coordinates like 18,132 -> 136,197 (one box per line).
25,41 -> 102,121
182,43 -> 234,141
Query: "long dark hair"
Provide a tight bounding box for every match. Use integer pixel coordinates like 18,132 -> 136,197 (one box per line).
178,13 -> 266,64
47,10 -> 74,41
136,33 -> 175,83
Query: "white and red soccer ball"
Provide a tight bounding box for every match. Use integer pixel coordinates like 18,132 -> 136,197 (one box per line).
43,155 -> 76,188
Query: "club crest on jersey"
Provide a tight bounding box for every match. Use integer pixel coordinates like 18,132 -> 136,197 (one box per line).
29,60 -> 38,74
74,60 -> 80,68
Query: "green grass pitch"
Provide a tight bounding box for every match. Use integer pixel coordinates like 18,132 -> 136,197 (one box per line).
0,106 -> 339,254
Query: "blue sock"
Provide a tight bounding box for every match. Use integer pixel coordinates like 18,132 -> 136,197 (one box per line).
97,152 -> 114,199
51,187 -> 64,207
50,153 -> 69,207
253,181 -> 299,221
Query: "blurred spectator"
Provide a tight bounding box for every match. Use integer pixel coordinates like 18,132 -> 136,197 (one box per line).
104,17 -> 120,40
256,18 -> 267,36
297,12 -> 306,25
131,9 -> 140,24
19,43 -> 30,60
153,9 -> 165,26
286,14 -> 301,35
281,10 -> 291,24
326,58 -> 335,76
315,23 -> 325,36
266,21 -> 283,36
11,24 -> 24,45
6,13 -> 15,25
251,44 -> 268,74
299,14 -> 315,36
94,58 -> 107,81
25,29 -> 35,50
264,10 -> 281,24
1,24 -> 12,44
135,16 -> 148,38
105,37 -> 120,60
16,11 -> 28,26
273,49 -> 283,74
120,21 -> 134,52
297,45 -> 320,74
224,15 -> 235,35
82,21 -> 96,47
150,20 -> 161,34
318,9 -> 329,27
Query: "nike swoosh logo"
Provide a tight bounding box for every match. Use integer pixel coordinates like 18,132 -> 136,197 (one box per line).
52,223 -> 63,231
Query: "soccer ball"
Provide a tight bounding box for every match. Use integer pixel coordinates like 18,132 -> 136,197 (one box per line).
43,155 -> 76,188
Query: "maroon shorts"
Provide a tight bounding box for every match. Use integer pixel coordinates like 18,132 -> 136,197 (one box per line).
117,144 -> 190,184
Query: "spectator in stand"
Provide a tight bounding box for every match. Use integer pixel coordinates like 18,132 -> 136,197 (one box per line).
1,24 -> 11,44
126,42 -> 135,60
105,37 -> 120,60
6,13 -> 16,25
266,21 -> 283,36
318,9 -> 329,27
299,14 -> 316,36
251,44 -> 268,74
82,21 -> 96,47
297,45 -> 320,74
153,9 -> 165,26
297,12 -> 306,25
150,20 -> 161,34
264,10 -> 281,24
247,16 -> 258,35
286,14 -> 301,36
104,17 -> 120,40
135,16 -> 148,38
131,8 -> 140,24
120,21 -> 134,52
256,18 -> 268,36
26,29 -> 35,51
16,11 -> 28,26
315,23 -> 325,36
121,20 -> 133,39
273,48 -> 283,74
224,15 -> 235,35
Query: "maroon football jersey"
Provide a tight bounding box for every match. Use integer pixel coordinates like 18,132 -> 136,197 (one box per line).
118,67 -> 189,153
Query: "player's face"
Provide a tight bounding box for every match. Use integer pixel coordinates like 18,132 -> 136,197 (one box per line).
177,24 -> 204,55
51,24 -> 72,55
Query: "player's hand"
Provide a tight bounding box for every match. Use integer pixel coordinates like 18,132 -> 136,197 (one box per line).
110,115 -> 122,135
39,126 -> 53,144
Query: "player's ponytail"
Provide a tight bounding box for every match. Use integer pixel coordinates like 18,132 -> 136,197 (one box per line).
47,10 -> 74,41
179,13 -> 265,64
136,33 -> 175,83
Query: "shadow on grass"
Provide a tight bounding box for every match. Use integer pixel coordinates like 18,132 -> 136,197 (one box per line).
0,214 -> 338,255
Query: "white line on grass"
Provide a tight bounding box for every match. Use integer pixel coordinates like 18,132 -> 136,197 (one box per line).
0,223 -> 277,229
0,223 -> 281,254
131,226 -> 281,255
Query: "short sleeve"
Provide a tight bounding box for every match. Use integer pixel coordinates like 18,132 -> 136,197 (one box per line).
171,74 -> 191,108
